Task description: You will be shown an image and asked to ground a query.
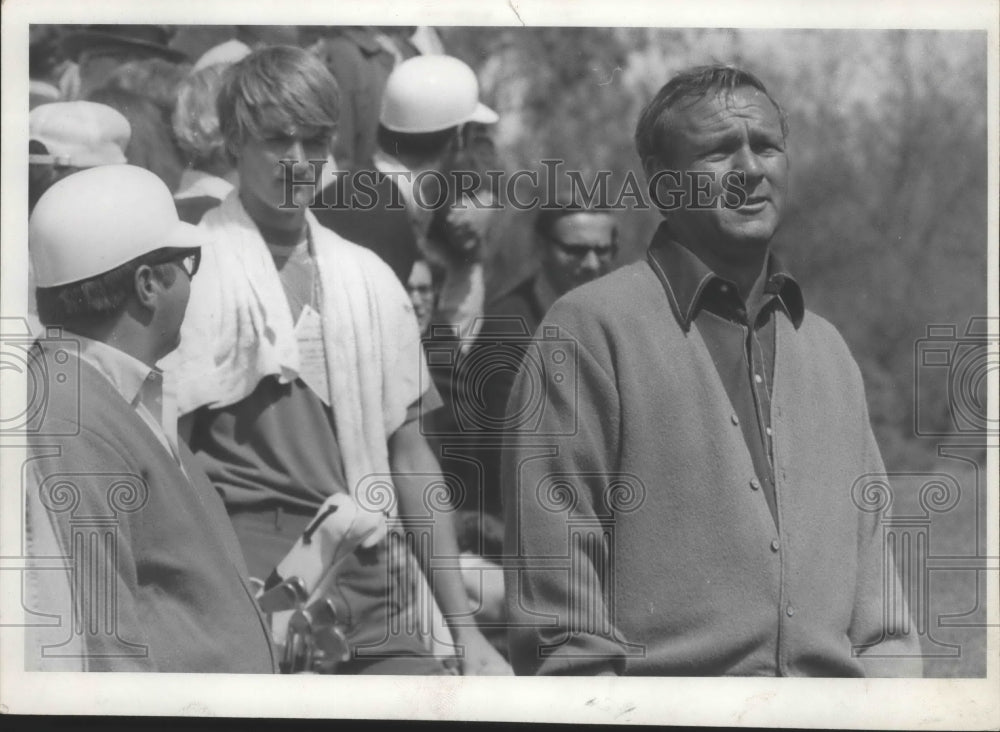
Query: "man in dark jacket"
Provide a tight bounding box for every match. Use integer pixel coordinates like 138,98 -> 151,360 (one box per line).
24,164 -> 275,672
467,202 -> 618,516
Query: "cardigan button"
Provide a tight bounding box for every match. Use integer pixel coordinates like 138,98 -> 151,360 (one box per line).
770,539 -> 780,552
765,426 -> 773,436
749,477 -> 761,491
731,413 -> 740,426
786,604 -> 795,617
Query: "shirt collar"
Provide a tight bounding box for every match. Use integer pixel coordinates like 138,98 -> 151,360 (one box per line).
77,335 -> 180,460
372,150 -> 411,195
372,150 -> 434,238
646,221 -> 805,331
76,335 -> 159,409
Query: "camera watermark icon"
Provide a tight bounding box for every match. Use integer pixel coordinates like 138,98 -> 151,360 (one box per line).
421,318 -> 579,437
913,316 -> 998,437
507,471 -> 648,661
21,468 -> 150,667
850,468 -> 996,661
0,319 -> 80,436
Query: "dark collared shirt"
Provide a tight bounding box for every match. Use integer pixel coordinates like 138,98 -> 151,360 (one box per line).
646,222 -> 805,527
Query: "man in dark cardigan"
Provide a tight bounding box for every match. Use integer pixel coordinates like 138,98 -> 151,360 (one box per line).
502,65 -> 923,677
24,164 -> 275,672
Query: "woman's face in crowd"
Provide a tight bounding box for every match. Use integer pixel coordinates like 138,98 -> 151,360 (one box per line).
406,260 -> 437,334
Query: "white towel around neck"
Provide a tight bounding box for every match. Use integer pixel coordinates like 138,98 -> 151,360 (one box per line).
162,192 -> 429,541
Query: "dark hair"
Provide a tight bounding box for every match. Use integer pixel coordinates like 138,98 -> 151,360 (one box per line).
36,249 -> 182,329
217,45 -> 340,157
534,200 -> 618,242
376,124 -> 457,161
87,87 -> 185,192
634,64 -> 788,166
29,26 -> 66,80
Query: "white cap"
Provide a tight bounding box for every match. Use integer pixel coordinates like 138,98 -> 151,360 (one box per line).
380,55 -> 498,134
29,101 -> 131,168
30,165 -> 209,288
191,39 -> 251,73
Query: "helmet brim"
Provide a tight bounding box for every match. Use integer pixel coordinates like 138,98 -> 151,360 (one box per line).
158,219 -> 211,253
467,102 -> 499,126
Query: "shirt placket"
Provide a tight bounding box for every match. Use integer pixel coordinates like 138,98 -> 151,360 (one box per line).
749,304 -> 794,675
137,372 -> 186,476
746,311 -> 778,530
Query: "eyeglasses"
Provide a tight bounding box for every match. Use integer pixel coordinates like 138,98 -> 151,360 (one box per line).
548,237 -> 618,261
176,251 -> 201,278
145,248 -> 202,278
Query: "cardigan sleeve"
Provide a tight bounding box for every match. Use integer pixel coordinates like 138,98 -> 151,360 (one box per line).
25,427 -> 157,671
502,302 -> 630,675
848,367 -> 925,677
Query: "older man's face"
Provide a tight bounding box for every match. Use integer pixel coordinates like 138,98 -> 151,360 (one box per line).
654,86 -> 788,258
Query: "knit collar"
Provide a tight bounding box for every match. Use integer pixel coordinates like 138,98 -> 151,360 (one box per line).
646,221 -> 804,331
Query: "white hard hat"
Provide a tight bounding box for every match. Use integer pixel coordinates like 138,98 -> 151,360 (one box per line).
30,165 -> 209,288
380,55 -> 498,134
29,101 -> 131,168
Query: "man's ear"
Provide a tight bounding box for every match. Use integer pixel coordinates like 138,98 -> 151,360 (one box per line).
133,264 -> 160,310
641,154 -> 664,182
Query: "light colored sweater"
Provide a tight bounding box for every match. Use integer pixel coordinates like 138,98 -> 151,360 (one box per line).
502,258 -> 923,677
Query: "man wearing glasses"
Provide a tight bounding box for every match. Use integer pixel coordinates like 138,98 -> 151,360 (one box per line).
24,164 -> 275,672
525,204 -> 620,325
465,202 -> 618,517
